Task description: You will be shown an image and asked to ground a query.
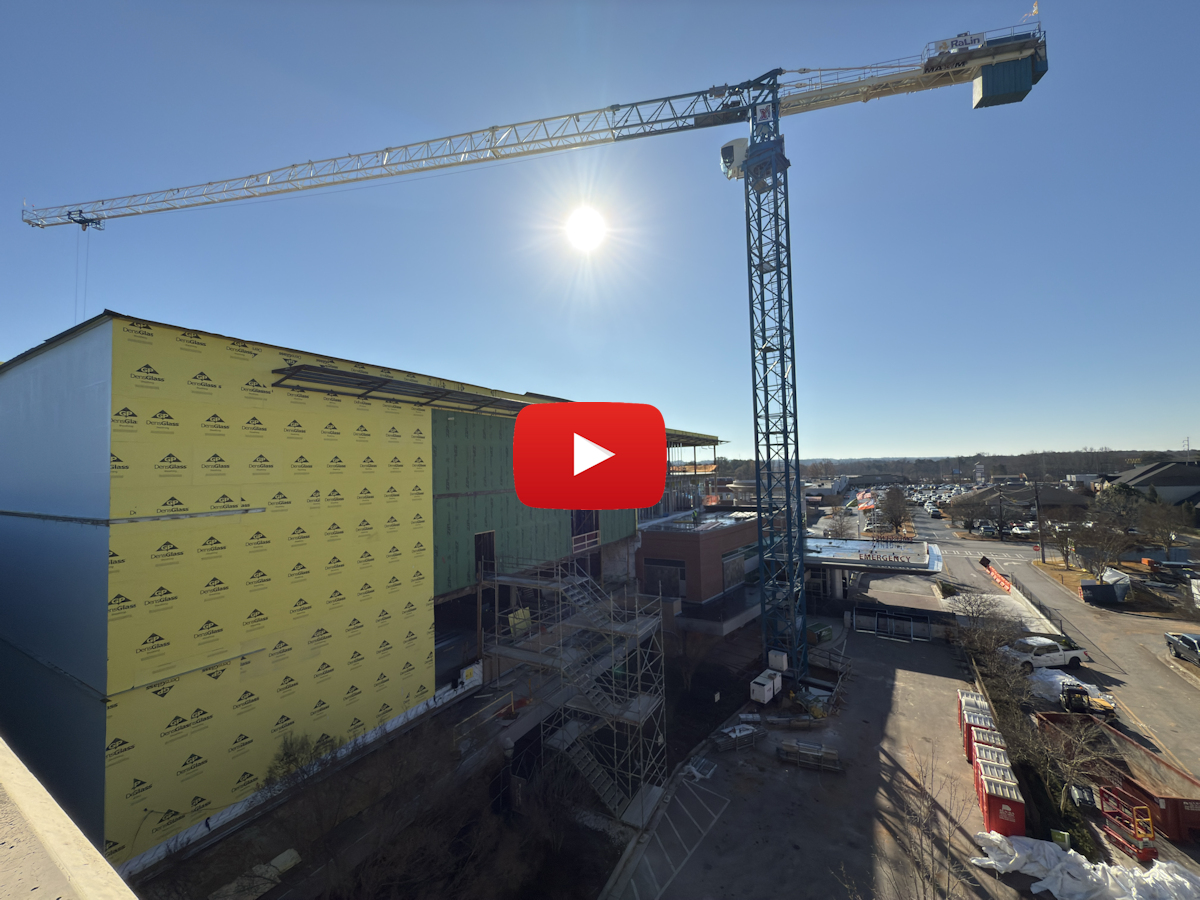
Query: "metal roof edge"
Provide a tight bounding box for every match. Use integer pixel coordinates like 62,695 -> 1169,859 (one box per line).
665,428 -> 722,447
2,312 -> 725,445
0,311 -> 114,377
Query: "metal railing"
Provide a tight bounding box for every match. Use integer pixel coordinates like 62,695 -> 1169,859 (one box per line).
572,530 -> 600,554
809,645 -> 852,676
1010,575 -> 1064,635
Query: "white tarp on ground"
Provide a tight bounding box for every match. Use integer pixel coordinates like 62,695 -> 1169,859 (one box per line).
972,831 -> 1200,900
1027,669 -> 1115,705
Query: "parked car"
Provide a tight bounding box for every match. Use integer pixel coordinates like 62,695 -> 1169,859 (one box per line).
1000,636 -> 1091,673
1165,633 -> 1200,666
1010,526 -> 1033,537
862,524 -> 891,533
979,525 -> 997,536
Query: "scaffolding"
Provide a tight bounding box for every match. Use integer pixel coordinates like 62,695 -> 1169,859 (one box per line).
485,555 -> 667,827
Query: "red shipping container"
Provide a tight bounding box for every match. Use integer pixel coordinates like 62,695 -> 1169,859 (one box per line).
962,715 -> 996,761
974,745 -> 1010,767
974,760 -> 1017,810
981,777 -> 1025,837
958,693 -> 989,733
974,730 -> 1006,749
968,729 -> 1005,765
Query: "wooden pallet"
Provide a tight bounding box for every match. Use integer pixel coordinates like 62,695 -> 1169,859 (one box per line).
776,739 -> 843,772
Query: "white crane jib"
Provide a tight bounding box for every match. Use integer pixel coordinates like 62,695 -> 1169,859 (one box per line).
21,25 -> 1044,229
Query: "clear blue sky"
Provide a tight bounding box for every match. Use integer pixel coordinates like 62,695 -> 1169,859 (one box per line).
3,2 -> 1196,460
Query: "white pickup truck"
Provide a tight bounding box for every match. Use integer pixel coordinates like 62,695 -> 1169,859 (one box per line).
1000,635 -> 1091,672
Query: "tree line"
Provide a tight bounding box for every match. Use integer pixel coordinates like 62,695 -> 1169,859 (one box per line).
716,448 -> 1185,483
946,482 -> 1193,577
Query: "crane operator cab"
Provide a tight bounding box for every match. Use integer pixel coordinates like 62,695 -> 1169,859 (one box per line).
720,138 -> 747,180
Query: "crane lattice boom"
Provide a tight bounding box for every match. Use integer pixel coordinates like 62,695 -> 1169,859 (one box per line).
21,25 -> 1044,229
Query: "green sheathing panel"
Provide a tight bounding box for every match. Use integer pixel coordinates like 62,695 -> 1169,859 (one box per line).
432,410 -> 571,596
599,508 -> 636,542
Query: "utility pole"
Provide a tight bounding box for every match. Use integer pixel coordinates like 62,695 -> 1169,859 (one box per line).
996,489 -> 1004,542
1031,476 -> 1047,564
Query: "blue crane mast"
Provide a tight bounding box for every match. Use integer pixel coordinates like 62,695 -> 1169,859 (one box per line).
731,71 -> 808,679
22,26 -> 1048,679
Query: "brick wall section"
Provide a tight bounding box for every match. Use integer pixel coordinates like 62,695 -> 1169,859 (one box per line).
636,519 -> 757,601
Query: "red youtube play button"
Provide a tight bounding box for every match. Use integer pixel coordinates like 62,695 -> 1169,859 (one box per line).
514,402 -> 666,510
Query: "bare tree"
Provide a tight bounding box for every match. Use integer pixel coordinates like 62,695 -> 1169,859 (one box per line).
881,487 -> 908,535
1074,512 -> 1134,578
1139,501 -> 1187,561
260,733 -> 365,892
1044,506 -> 1082,568
890,746 -> 975,900
517,754 -> 586,855
839,744 -> 975,900
947,591 -> 1003,630
1029,716 -> 1117,813
826,504 -> 853,540
947,593 -> 1021,658
948,494 -> 987,533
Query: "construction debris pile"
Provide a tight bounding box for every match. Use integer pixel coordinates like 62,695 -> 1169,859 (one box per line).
971,831 -> 1200,900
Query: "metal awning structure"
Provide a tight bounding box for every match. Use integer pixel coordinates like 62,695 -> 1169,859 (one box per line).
271,365 -> 724,448
666,429 -> 722,448
271,364 -> 536,415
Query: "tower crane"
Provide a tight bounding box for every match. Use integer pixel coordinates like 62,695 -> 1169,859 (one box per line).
23,24 -> 1048,679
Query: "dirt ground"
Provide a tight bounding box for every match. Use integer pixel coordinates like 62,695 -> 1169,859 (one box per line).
1034,560 -> 1196,619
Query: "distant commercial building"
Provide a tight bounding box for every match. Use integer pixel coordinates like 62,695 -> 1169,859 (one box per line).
970,484 -> 1088,517
804,476 -> 849,500
1101,462 -> 1200,506
0,312 -> 713,871
1065,474 -> 1109,491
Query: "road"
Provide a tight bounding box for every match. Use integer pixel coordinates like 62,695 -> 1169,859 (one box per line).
909,510 -> 1200,779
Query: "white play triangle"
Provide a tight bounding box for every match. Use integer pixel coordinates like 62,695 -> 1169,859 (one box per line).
573,432 -> 615,476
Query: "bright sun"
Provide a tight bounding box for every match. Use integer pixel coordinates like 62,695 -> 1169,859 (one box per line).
565,207 -> 606,251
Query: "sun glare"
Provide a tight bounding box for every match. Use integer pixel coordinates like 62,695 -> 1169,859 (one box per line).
565,207 -> 606,252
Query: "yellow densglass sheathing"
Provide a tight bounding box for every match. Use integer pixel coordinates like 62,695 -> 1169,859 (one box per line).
105,318 -> 433,865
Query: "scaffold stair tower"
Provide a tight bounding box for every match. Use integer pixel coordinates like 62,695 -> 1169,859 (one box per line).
487,556 -> 667,825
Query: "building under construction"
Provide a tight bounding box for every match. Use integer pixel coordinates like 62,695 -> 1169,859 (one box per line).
0,311 -> 716,870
